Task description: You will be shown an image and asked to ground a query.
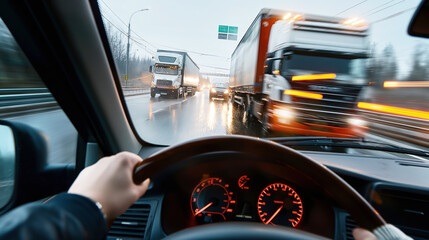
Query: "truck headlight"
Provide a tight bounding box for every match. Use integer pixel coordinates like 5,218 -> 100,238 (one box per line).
273,107 -> 295,124
211,88 -> 216,93
348,117 -> 366,127
224,89 -> 229,94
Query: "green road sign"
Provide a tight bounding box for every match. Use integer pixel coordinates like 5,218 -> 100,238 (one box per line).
227,34 -> 237,41
218,33 -> 228,40
228,26 -> 238,34
218,25 -> 238,40
218,25 -> 228,33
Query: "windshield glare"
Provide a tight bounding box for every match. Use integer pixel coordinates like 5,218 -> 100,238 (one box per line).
281,54 -> 366,79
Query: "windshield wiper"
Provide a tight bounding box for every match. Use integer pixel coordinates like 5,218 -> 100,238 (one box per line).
267,137 -> 429,158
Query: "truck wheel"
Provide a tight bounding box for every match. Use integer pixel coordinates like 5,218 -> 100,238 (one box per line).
176,91 -> 180,99
151,91 -> 156,98
243,104 -> 255,124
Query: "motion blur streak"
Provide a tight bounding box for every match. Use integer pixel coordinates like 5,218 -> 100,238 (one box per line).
358,102 -> 429,120
383,81 -> 429,88
291,73 -> 336,81
208,101 -> 216,130
284,90 -> 323,100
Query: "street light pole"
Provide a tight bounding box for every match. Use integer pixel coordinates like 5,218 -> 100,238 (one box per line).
125,8 -> 149,87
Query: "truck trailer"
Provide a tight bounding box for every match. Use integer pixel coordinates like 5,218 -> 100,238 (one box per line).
230,9 -> 370,138
151,50 -> 199,98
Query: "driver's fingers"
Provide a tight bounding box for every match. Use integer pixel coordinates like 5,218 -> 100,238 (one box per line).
135,178 -> 150,196
352,228 -> 378,240
115,152 -> 143,164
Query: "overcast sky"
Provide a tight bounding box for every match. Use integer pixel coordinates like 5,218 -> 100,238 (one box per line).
99,0 -> 428,78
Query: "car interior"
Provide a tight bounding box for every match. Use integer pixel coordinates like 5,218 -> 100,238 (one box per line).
0,0 -> 429,239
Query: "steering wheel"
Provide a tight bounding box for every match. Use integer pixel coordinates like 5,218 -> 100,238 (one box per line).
133,135 -> 386,239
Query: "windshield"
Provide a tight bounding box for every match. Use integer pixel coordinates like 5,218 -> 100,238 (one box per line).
158,56 -> 176,63
281,54 -> 366,79
99,0 -> 429,154
213,83 -> 228,89
154,64 -> 178,75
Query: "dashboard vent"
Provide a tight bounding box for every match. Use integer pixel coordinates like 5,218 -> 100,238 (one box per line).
345,215 -> 358,240
108,203 -> 150,240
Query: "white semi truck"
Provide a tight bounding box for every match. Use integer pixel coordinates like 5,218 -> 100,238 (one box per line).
230,9 -> 370,138
150,50 -> 199,98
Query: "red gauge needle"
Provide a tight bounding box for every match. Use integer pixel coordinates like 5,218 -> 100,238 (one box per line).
265,205 -> 283,225
194,202 -> 213,216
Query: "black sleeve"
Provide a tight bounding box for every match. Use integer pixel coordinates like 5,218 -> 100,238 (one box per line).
0,193 -> 107,240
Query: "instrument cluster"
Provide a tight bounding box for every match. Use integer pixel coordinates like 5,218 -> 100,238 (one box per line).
189,176 -> 303,227
160,157 -> 335,237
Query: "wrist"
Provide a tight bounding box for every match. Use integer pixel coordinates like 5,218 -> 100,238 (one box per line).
94,201 -> 108,221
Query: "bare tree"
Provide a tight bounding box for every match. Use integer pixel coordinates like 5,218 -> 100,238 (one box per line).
406,44 -> 428,81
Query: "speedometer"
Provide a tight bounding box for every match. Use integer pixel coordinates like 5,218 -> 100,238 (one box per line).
190,177 -> 236,223
257,183 -> 303,227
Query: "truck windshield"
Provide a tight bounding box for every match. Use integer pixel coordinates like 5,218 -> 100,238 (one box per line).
281,54 -> 366,79
158,56 -> 176,63
155,64 -> 179,75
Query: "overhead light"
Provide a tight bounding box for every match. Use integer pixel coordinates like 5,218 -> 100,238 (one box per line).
289,14 -> 302,23
343,17 -> 358,25
283,13 -> 291,20
343,17 -> 366,27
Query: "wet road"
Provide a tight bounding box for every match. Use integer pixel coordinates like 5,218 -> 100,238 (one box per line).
126,90 -> 260,145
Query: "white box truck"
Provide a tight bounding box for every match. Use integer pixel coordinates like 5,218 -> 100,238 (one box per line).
150,50 -> 199,99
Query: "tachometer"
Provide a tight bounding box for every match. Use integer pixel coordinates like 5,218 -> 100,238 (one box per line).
257,183 -> 303,227
190,177 -> 236,223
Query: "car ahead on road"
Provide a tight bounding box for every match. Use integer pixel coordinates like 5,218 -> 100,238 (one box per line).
0,1 -> 428,240
209,83 -> 229,101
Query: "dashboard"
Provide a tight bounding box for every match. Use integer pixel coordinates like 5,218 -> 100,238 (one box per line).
157,153 -> 335,238
107,148 -> 429,240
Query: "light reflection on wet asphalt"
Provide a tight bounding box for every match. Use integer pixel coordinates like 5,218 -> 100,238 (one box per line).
126,90 -> 262,145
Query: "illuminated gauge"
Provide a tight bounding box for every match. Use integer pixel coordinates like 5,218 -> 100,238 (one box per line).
190,177 -> 236,223
257,183 -> 303,227
238,175 -> 250,190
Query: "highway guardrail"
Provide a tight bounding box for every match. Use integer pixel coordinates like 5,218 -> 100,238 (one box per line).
0,88 -> 149,117
359,109 -> 429,149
